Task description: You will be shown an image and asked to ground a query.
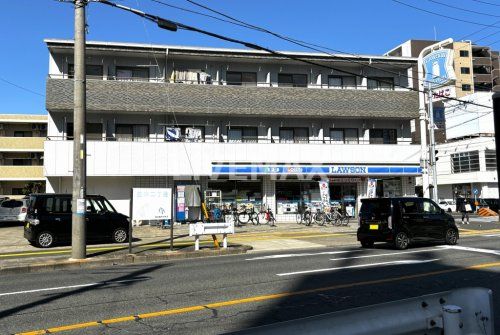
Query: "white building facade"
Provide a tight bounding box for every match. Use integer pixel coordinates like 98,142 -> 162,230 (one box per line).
436,92 -> 498,200
44,39 -> 421,220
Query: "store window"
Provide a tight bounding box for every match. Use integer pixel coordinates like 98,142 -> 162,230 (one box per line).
329,128 -> 358,144
207,180 -> 262,207
451,151 -> 480,173
328,75 -> 356,89
115,124 -> 149,142
115,66 -> 149,81
367,77 -> 394,90
226,72 -> 257,86
227,127 -> 258,143
279,127 -> 309,143
369,129 -> 397,144
329,182 -> 357,216
276,181 -> 321,214
376,178 -> 402,197
485,150 -> 496,171
278,74 -> 308,87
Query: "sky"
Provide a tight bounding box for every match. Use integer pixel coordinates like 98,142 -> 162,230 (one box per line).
0,0 -> 499,115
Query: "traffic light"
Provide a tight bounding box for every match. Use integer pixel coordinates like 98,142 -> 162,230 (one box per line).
435,150 -> 439,162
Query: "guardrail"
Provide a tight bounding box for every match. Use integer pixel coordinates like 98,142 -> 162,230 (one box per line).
229,287 -> 494,335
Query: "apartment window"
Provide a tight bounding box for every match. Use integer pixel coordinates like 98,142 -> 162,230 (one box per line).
12,159 -> 32,166
68,64 -> 103,79
226,72 -> 257,86
367,77 -> 394,90
227,127 -> 258,143
115,124 -> 149,142
278,74 -> 307,88
14,131 -> 33,137
328,75 -> 356,89
279,127 -> 309,143
462,84 -> 472,91
329,128 -> 358,144
459,50 -> 469,57
485,150 -> 497,171
451,151 -> 480,173
115,66 -> 149,81
369,129 -> 397,144
460,67 -> 471,74
66,123 -> 102,140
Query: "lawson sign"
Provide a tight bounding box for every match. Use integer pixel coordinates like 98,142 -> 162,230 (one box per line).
422,49 -> 455,89
212,165 -> 421,176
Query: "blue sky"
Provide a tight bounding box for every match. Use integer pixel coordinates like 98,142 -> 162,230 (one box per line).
0,0 -> 499,114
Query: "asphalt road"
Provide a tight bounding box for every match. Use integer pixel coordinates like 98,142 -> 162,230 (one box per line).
1,234 -> 499,335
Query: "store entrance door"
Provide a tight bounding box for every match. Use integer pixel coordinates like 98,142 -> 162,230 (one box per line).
329,183 -> 357,217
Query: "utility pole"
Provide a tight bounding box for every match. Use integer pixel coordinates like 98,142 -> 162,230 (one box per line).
71,0 -> 87,260
427,84 -> 438,202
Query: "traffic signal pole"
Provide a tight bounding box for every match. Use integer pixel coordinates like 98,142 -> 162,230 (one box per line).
428,83 -> 438,202
71,0 -> 87,260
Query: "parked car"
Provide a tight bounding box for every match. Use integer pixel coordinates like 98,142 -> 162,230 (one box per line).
0,198 -> 29,223
24,194 -> 129,248
438,200 -> 455,213
357,197 -> 458,250
482,198 -> 499,213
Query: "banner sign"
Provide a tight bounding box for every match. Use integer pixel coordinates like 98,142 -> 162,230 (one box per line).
422,49 -> 455,89
132,188 -> 172,221
329,177 -> 362,183
367,179 -> 377,198
319,179 -> 330,209
212,165 -> 421,176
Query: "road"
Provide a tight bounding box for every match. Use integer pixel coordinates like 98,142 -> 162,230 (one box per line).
1,234 -> 499,335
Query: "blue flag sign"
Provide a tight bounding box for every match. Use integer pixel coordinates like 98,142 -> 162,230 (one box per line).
422,49 -> 455,89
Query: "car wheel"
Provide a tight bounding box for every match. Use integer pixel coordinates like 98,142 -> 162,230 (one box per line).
112,228 -> 128,243
360,240 -> 374,248
36,231 -> 55,248
445,228 -> 458,245
394,231 -> 410,250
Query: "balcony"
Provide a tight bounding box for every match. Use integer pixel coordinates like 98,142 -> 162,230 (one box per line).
46,78 -> 419,119
0,166 -> 44,180
44,140 -> 421,177
0,137 -> 44,151
473,73 -> 492,83
472,57 -> 492,67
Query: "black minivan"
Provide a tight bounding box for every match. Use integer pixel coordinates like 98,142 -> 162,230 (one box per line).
24,194 -> 129,248
357,197 -> 459,250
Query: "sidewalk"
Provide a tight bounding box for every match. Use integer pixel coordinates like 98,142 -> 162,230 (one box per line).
0,222 -> 357,274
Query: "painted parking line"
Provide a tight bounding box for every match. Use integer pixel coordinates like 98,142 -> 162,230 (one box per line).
15,260 -> 500,335
276,259 -> 439,277
0,279 -> 147,297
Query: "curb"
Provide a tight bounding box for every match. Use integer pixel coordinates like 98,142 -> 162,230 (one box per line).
0,245 -> 253,275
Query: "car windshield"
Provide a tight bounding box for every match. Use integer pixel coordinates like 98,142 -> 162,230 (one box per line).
91,198 -> 116,213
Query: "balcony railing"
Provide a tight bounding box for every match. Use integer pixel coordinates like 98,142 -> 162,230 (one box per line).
0,166 -> 44,180
0,137 -> 44,151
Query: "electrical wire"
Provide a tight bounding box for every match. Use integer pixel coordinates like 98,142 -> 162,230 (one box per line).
0,77 -> 45,97
427,0 -> 500,18
472,0 -> 500,7
392,0 -> 500,28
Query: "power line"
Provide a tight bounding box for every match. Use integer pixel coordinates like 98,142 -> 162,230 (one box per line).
96,0 -> 493,110
427,0 -> 500,18
0,77 -> 45,97
472,0 -> 500,7
392,0 -> 500,28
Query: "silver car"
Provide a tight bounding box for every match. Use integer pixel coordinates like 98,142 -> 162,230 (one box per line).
0,199 -> 29,222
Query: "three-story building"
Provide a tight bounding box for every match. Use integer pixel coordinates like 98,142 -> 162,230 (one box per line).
44,39 -> 421,220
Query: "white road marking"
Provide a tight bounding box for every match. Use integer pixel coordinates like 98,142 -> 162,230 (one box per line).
276,259 -> 439,277
440,245 -> 500,256
246,250 -> 362,261
330,248 -> 446,261
483,234 -> 500,237
0,279 -> 146,297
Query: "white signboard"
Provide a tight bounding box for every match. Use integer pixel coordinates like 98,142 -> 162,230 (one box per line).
422,49 -> 455,89
132,188 -> 172,221
189,223 -> 234,236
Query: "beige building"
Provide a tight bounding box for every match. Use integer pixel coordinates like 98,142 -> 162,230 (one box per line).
0,114 -> 47,197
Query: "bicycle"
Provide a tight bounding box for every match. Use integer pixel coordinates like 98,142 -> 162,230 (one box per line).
313,208 -> 325,226
332,207 -> 350,226
295,205 -> 312,226
258,206 -> 277,226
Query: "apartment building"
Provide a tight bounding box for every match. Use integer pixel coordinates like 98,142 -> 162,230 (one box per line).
44,39 -> 421,220
0,114 -> 47,197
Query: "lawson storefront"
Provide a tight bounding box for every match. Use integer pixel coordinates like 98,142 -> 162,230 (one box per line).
209,164 -> 421,221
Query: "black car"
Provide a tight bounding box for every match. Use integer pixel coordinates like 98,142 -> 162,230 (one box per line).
24,194 -> 129,248
357,197 -> 459,250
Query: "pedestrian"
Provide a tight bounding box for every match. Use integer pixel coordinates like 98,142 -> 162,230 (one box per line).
457,196 -> 469,224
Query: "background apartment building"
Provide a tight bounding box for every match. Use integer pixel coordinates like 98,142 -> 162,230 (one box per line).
0,114 -> 47,197
44,39 -> 421,220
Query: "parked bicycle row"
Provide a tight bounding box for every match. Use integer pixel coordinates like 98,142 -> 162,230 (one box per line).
295,206 -> 351,226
